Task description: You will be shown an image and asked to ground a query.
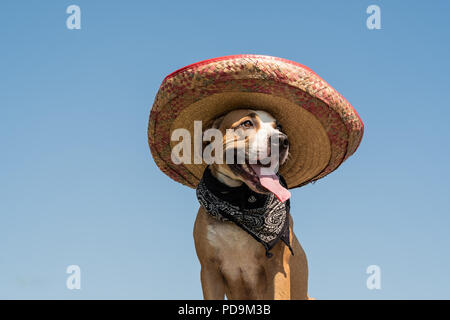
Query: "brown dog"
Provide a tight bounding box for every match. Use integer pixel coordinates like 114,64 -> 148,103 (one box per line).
193,109 -> 310,300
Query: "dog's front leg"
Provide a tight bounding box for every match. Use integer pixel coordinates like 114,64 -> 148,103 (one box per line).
200,264 -> 226,300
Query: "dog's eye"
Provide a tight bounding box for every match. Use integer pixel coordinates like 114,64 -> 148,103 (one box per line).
276,123 -> 283,131
240,120 -> 253,128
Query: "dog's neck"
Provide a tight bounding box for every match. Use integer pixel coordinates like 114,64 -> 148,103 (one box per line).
209,165 -> 243,188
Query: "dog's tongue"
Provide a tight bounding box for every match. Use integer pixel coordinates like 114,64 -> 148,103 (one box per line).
250,165 -> 291,203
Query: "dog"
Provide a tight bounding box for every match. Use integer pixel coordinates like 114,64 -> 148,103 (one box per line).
193,109 -> 310,300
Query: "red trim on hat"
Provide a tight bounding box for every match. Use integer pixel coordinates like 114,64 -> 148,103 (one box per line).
163,54 -> 364,135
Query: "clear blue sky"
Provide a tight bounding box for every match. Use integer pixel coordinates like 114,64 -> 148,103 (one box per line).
1,0 -> 449,299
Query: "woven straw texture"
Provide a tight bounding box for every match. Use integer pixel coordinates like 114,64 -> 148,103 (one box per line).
148,54 -> 364,189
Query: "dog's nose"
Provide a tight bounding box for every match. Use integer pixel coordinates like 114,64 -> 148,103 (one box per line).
271,133 -> 289,149
277,134 -> 289,149
280,135 -> 289,148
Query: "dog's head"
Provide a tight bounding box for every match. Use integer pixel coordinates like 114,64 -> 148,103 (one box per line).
205,109 -> 290,200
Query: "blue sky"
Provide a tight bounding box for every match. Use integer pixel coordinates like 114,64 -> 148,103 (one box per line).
1,0 -> 449,299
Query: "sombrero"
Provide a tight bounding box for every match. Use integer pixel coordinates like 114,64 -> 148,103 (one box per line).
148,54 -> 364,189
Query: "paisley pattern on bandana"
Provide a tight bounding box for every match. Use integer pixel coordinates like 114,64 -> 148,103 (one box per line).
196,167 -> 293,258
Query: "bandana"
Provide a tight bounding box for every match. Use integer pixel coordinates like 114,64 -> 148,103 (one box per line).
196,167 -> 294,258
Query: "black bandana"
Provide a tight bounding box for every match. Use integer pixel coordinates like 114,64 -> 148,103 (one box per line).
196,167 -> 294,258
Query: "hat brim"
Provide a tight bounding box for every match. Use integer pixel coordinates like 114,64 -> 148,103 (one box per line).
148,54 -> 364,189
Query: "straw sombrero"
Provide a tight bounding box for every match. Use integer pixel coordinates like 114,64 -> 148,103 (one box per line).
148,54 -> 364,189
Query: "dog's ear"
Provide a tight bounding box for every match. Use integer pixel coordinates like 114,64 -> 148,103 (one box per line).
202,115 -> 225,152
209,115 -> 224,130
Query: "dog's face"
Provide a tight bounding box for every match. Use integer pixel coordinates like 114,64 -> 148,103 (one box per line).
207,109 -> 289,194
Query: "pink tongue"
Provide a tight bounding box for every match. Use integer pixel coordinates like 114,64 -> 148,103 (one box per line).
250,165 -> 291,203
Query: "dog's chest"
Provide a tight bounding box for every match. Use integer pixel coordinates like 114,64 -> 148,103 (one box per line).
206,220 -> 265,262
